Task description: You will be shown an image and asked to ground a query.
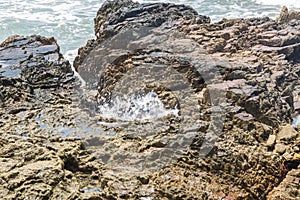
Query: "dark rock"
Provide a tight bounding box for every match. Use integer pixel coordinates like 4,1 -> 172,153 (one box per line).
73,0 -> 210,72
93,0 -> 208,39
0,35 -> 62,68
0,35 -> 74,106
21,59 -> 74,89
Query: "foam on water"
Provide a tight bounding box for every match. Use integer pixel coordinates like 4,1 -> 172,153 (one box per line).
98,92 -> 179,121
0,0 -> 102,62
255,0 -> 300,8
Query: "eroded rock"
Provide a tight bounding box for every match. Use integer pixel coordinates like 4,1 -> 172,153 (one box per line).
1,0 -> 299,199
276,6 -> 300,24
277,124 -> 299,142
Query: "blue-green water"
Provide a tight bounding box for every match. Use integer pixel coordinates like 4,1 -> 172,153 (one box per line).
0,0 -> 300,62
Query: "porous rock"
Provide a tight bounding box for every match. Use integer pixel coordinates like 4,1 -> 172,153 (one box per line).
72,1 -> 300,199
1,0 -> 300,199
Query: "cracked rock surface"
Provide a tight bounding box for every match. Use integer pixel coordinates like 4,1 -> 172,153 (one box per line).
0,1 -> 299,199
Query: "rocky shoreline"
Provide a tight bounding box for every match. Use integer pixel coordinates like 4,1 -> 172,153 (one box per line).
0,0 -> 300,199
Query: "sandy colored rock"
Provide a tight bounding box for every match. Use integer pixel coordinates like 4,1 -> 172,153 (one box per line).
267,168 -> 300,200
274,143 -> 288,154
266,134 -> 276,148
276,6 -> 300,24
277,124 -> 299,142
0,0 -> 300,199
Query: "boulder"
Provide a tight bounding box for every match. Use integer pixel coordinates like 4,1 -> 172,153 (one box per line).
0,35 -> 74,106
277,124 -> 299,142
73,0 -> 210,74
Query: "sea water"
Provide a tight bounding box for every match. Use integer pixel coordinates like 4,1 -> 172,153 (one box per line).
1,0 -> 300,63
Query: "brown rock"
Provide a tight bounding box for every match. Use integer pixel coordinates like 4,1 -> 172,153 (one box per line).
267,168 -> 300,200
266,134 -> 276,148
276,6 -> 300,24
277,125 -> 299,142
2,0 -> 300,199
274,143 -> 288,154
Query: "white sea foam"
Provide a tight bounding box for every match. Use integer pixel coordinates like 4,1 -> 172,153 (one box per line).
255,0 -> 300,8
98,92 -> 179,121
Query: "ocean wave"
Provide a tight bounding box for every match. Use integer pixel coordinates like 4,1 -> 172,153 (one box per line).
255,0 -> 300,8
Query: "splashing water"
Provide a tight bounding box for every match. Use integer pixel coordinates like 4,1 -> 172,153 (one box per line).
97,92 -> 179,121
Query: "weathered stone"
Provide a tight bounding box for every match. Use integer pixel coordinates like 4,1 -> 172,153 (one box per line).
0,35 -> 74,107
276,6 -> 300,24
274,143 -> 288,154
74,0 -> 210,71
267,168 -> 300,200
0,35 -> 62,67
72,1 -> 300,199
266,134 -> 276,148
277,125 -> 299,142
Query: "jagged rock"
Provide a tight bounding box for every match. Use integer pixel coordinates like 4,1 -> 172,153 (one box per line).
94,0 -> 208,39
267,168 -> 300,200
0,35 -> 74,106
73,0 -> 210,74
1,0 -> 300,199
277,124 -> 299,142
69,0 -> 300,199
70,0 -> 300,199
276,6 -> 300,24
0,35 -> 63,69
0,34 -> 105,199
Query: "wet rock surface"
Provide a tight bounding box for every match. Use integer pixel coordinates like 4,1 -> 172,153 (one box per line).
0,35 -> 104,199
0,1 -> 300,199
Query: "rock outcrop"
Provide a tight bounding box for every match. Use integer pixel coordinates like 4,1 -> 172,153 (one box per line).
276,6 -> 300,24
0,35 -> 103,199
0,0 -> 299,199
